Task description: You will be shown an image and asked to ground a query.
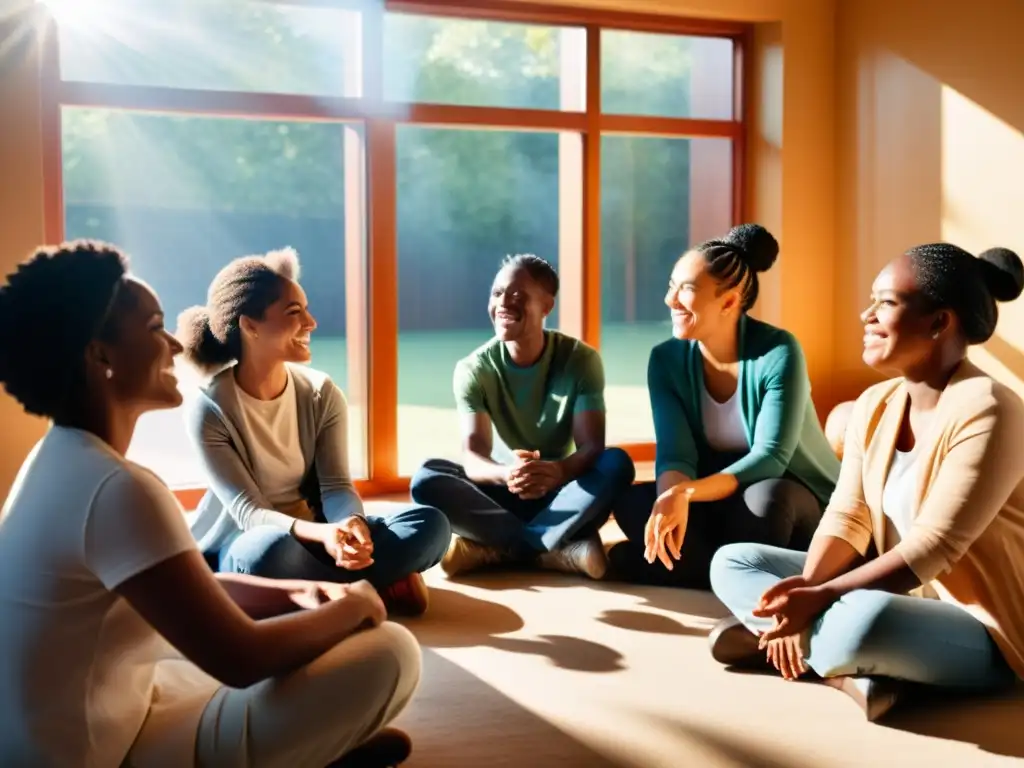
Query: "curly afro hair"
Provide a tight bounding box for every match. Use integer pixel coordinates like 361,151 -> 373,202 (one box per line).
177,247 -> 300,375
688,223 -> 780,312
0,240 -> 130,420
906,243 -> 1024,345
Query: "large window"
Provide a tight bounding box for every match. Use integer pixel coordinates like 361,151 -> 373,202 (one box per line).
61,109 -> 367,485
601,135 -> 733,446
395,127 -> 570,474
43,0 -> 746,498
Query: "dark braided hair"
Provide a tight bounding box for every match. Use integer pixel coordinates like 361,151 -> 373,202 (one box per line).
501,253 -> 559,297
0,240 -> 131,421
906,243 -> 1023,345
177,247 -> 300,375
692,223 -> 779,312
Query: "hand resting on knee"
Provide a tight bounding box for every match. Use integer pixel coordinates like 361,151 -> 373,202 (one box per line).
117,539 -> 389,689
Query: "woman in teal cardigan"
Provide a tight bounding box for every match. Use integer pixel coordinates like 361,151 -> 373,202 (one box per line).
611,224 -> 841,588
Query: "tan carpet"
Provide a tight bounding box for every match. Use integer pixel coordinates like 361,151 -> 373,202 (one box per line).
387,563 -> 1024,767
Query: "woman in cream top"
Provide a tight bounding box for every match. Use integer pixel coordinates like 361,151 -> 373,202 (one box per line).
180,248 -> 451,617
707,241 -> 1024,721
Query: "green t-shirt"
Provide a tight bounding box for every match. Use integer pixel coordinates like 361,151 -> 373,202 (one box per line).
453,330 -> 605,461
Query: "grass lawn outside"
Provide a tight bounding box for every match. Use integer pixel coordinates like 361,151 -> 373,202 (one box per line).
128,321 -> 670,488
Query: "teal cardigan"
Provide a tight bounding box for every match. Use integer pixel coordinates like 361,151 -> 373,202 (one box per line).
648,315 -> 840,505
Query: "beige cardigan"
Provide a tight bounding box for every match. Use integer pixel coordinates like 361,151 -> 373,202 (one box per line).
816,360 -> 1024,678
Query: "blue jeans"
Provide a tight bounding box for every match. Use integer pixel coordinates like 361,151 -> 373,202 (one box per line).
409,447 -> 636,554
710,542 -> 1018,689
217,505 -> 451,589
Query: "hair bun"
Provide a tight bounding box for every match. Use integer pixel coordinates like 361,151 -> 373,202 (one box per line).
176,304 -> 215,350
977,247 -> 1024,303
724,223 -> 779,273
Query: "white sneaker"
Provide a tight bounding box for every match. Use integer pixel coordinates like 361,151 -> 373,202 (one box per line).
536,534 -> 608,580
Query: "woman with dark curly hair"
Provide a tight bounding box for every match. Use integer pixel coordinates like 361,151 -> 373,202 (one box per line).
611,224 -> 841,588
0,241 -> 420,766
180,248 -> 450,617
710,243 -> 1024,721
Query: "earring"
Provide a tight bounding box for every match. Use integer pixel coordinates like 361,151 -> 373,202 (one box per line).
105,368 -> 114,380
932,331 -> 940,339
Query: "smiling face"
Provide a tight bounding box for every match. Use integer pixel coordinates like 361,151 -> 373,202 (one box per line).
488,264 -> 554,343
664,250 -> 740,341
241,278 -> 318,364
91,278 -> 185,412
861,253 -> 950,374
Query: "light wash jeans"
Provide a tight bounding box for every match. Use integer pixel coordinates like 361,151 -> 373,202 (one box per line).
709,542 -> 1018,689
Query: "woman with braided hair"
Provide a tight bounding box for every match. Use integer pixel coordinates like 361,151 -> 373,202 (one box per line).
180,247 -> 450,617
611,224 -> 840,588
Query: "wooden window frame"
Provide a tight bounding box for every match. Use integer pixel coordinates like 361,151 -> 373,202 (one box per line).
39,0 -> 749,506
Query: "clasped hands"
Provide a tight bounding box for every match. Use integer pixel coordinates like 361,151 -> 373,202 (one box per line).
751,575 -> 835,680
506,449 -> 564,500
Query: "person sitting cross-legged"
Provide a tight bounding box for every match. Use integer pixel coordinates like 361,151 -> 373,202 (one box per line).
181,248 -> 450,617
611,223 -> 840,589
410,254 -> 635,580
709,243 -> 1024,721
0,241 -> 419,767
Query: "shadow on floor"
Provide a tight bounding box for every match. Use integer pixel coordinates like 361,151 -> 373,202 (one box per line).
408,586 -> 524,643
593,579 -> 730,631
597,608 -> 707,637
396,649 -> 639,768
883,687 -> 1024,758
489,634 -> 626,673
405,587 -> 625,672
441,568 -> 729,623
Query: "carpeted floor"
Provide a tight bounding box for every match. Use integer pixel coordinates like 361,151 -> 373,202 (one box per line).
383,521 -> 1024,767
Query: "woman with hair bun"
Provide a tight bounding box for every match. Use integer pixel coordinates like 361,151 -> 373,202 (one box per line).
710,243 -> 1024,721
611,224 -> 841,588
182,248 -> 450,617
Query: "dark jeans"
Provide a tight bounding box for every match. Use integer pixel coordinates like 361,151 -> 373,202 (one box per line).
213,505 -> 451,589
612,477 -> 823,589
409,447 -> 636,554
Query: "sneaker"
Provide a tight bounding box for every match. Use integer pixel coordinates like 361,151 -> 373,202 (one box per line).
441,536 -> 515,578
536,534 -> 608,580
328,727 -> 412,767
380,572 -> 429,617
708,616 -> 769,669
824,676 -> 904,722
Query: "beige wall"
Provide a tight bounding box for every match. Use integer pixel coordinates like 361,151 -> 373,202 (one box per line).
0,2 -> 49,498
834,0 -> 1024,403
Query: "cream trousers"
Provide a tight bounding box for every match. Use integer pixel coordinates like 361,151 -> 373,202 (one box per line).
129,622 -> 421,768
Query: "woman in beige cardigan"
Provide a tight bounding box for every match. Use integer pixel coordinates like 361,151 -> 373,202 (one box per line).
708,242 -> 1024,721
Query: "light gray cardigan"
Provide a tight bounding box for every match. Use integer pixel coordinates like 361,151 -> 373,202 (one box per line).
188,364 -> 364,554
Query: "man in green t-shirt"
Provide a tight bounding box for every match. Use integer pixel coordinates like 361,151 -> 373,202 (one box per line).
410,254 -> 635,579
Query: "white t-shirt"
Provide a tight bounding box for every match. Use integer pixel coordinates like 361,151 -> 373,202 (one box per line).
882,446 -> 920,548
0,427 -> 219,767
701,386 -> 749,453
236,371 -> 306,507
